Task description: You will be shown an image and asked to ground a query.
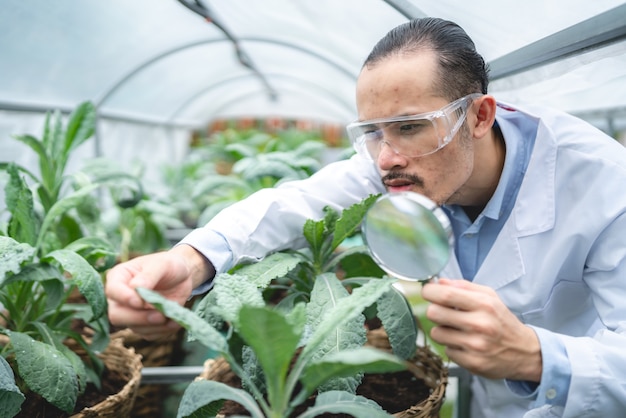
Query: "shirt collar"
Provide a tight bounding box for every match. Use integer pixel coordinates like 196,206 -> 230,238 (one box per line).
444,104 -> 531,222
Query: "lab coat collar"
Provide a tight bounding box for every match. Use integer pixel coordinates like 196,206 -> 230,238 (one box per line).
478,106 -> 557,289
442,104 -> 557,289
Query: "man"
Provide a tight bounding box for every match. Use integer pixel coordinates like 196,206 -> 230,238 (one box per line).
106,18 -> 626,417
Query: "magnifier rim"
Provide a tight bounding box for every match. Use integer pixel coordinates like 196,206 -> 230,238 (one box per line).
362,191 -> 454,282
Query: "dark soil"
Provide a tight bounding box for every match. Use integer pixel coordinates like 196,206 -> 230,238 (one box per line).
219,367 -> 433,417
14,365 -> 128,418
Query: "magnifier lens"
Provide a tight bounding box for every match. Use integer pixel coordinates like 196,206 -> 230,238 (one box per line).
362,192 -> 453,282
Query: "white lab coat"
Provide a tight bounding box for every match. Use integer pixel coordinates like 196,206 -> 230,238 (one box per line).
194,103 -> 626,417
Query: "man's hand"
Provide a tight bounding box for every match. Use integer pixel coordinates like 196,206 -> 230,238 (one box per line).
106,245 -> 214,341
421,278 -> 542,382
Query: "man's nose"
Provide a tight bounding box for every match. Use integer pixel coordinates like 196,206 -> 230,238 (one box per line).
376,140 -> 406,169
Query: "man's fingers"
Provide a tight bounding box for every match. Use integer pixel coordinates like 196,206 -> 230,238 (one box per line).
422,278 -> 497,311
108,299 -> 166,327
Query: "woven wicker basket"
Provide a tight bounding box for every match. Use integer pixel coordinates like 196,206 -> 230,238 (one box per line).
111,327 -> 186,417
200,326 -> 448,418
71,336 -> 143,418
366,327 -> 448,418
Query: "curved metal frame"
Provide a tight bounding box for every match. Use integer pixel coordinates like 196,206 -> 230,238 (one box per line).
94,37 -> 356,110
91,36 -> 358,155
168,72 -> 355,123
489,3 -> 626,80
203,85 -> 354,123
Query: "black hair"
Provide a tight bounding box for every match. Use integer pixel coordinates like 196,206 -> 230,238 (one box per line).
364,18 -> 489,100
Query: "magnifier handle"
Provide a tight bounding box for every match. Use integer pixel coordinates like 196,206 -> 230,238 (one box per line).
419,274 -> 440,284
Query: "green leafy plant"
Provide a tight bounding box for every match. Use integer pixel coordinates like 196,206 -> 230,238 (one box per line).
0,102 -> 128,416
163,128 -> 329,227
137,195 -> 427,417
81,158 -> 186,261
139,275 -> 405,418
0,101 -> 143,255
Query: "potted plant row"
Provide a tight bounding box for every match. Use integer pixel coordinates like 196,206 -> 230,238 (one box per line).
0,102 -> 142,417
163,127 -> 338,228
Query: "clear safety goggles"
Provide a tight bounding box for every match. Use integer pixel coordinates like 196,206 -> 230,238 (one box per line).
347,93 -> 482,160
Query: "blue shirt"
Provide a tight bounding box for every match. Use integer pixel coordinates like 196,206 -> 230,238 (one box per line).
443,104 -> 536,280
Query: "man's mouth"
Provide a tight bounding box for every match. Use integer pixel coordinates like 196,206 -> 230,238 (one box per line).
382,173 -> 423,192
384,180 -> 413,192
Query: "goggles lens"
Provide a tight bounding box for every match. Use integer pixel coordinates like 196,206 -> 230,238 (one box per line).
347,93 -> 481,160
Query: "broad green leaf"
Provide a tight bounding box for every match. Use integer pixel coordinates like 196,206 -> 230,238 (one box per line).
11,134 -> 47,167
177,379 -> 264,418
294,140 -> 326,157
37,184 -> 99,248
301,277 -> 395,360
322,205 -> 340,231
64,236 -> 114,254
43,249 -> 105,319
301,347 -> 407,394
137,288 -> 228,353
305,274 -> 365,393
93,171 -> 144,209
224,142 -> 258,159
0,355 -> 25,418
238,305 -> 304,410
240,159 -> 302,182
64,236 -> 117,271
303,218 -> 325,254
212,274 -> 265,325
47,109 -> 64,166
1,264 -> 64,292
235,252 -> 301,288
306,273 -> 362,352
329,248 -> 385,278
0,236 -> 36,286
0,161 -> 39,184
330,194 -> 380,251
241,345 -> 266,396
191,174 -> 250,199
5,164 -> 39,245
54,340 -> 89,394
298,390 -> 393,418
9,331 -> 79,414
192,290 -> 224,329
29,322 -> 90,393
78,314 -> 110,355
64,101 -> 96,156
377,287 -> 418,360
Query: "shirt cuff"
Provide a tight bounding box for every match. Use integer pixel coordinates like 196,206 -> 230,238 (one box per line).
176,228 -> 235,295
505,326 -> 572,407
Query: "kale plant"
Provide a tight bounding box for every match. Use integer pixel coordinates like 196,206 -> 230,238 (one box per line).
137,195 -> 423,417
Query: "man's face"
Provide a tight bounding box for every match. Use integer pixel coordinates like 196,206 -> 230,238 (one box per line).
355,51 -> 476,206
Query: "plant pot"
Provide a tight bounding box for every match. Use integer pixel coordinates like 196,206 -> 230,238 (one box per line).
198,327 -> 448,418
70,337 -> 143,418
111,327 -> 187,417
365,327 -> 448,418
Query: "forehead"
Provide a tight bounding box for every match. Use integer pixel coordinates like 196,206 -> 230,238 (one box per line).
355,52 -> 442,120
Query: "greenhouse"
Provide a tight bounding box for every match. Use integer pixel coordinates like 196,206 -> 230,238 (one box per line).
1,1 -> 626,418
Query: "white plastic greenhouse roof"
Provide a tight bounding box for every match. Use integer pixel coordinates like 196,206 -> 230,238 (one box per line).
2,0 -> 626,131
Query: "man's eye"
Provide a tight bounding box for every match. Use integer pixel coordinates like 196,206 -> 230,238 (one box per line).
364,129 -> 382,140
398,122 -> 424,134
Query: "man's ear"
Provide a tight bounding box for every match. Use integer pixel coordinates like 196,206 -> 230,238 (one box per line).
472,95 -> 497,139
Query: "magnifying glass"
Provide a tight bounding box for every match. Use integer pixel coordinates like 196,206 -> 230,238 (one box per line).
362,192 -> 454,282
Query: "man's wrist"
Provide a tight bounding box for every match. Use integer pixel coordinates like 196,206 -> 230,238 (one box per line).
170,244 -> 216,288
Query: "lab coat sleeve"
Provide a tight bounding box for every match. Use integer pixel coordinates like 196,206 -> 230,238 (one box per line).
180,154 -> 384,280
519,210 -> 626,417
557,210 -> 626,417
